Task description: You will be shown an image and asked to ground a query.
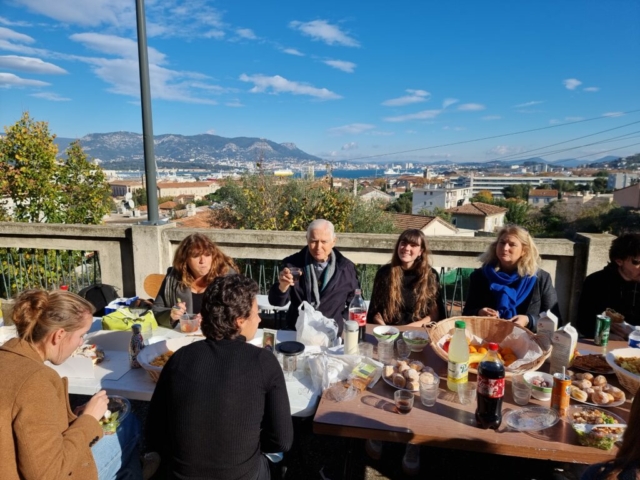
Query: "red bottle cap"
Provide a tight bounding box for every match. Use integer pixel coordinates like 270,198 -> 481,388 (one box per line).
488,342 -> 499,351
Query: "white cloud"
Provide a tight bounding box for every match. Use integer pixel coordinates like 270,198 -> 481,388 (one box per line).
584,87 -> 600,92
382,89 -> 430,106
0,55 -> 67,74
12,0 -> 136,28
0,26 -> 35,43
482,115 -> 501,121
563,78 -> 582,90
565,116 -> 584,122
549,119 -> 561,125
30,91 -> 70,101
283,48 -> 304,56
328,123 -> 375,135
603,112 -> 624,118
0,16 -> 31,27
517,109 -> 543,114
289,20 -> 359,47
342,142 -> 357,150
205,129 -> 216,135
70,33 -> 167,64
225,100 -> 244,107
235,28 -> 257,40
457,103 -> 485,111
239,73 -> 341,100
513,100 -> 545,108
486,145 -> 523,155
442,98 -> 458,109
323,59 -> 356,73
0,72 -> 49,87
384,109 -> 441,122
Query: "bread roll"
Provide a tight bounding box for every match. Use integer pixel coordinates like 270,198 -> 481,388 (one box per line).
582,372 -> 594,381
570,387 -> 588,402
591,390 -> 609,404
392,373 -> 406,388
592,375 -> 607,386
572,379 -> 592,390
604,385 -> 625,401
404,368 -> 419,381
407,380 -> 419,391
409,361 -> 424,371
383,366 -> 396,379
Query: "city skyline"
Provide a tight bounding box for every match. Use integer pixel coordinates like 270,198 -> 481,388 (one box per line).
0,1 -> 639,163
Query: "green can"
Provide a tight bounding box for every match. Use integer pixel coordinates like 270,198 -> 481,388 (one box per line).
594,314 -> 610,347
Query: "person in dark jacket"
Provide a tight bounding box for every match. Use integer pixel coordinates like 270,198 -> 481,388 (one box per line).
463,225 -> 561,332
152,233 -> 236,328
367,229 -> 445,326
146,274 -> 294,480
268,219 -> 359,333
577,233 -> 640,340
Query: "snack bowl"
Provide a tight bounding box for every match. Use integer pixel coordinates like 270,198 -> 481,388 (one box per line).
523,371 -> 553,401
179,315 -> 200,333
138,336 -> 204,382
100,395 -> 130,435
566,405 -> 626,451
373,326 -> 400,343
402,330 -> 430,352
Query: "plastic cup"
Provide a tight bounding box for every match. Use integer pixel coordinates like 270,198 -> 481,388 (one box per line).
512,377 -> 532,406
419,372 -> 440,407
358,342 -> 373,358
396,339 -> 411,359
283,354 -> 297,381
457,382 -> 477,405
377,341 -> 394,364
179,314 -> 199,333
289,267 -> 302,282
394,390 -> 414,414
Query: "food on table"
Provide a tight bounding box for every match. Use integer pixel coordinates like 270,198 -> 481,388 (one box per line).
605,308 -> 625,324
615,356 -> 640,375
602,385 -> 625,401
592,375 -> 607,386
574,372 -> 594,381
530,375 -> 552,388
443,337 -> 519,368
572,354 -> 611,374
406,380 -> 419,391
392,372 -> 406,388
383,365 -> 395,378
405,368 -> 419,381
409,360 -> 425,371
73,344 -> 105,365
420,371 -> 437,385
572,379 -> 592,390
180,320 -> 199,333
397,361 -> 410,374
567,371 -> 626,405
349,362 -> 377,392
384,360 -> 433,391
570,407 -> 625,450
99,409 -> 120,435
569,387 -> 588,402
150,351 -> 174,367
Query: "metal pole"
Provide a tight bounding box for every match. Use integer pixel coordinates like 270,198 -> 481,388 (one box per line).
135,0 -> 159,224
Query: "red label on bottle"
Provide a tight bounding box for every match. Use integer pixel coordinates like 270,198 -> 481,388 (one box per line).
349,311 -> 367,326
477,376 -> 505,399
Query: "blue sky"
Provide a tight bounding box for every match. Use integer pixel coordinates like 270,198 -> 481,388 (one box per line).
0,0 -> 639,163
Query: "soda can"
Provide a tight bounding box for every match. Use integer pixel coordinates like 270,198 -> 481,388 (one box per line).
593,314 -> 610,347
551,373 -> 571,416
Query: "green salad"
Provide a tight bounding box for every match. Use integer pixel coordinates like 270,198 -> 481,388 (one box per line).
572,411 -> 624,451
99,411 -> 121,435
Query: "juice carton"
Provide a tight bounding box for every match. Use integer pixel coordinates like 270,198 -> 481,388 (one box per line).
549,324 -> 578,375
537,310 -> 558,341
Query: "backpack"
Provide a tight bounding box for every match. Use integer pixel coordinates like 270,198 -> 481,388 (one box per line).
79,283 -> 119,317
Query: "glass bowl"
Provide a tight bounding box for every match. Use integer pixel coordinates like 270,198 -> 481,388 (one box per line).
402,330 -> 431,352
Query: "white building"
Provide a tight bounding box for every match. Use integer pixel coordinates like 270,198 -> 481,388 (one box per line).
608,172 -> 640,191
411,186 -> 472,214
456,174 -> 596,199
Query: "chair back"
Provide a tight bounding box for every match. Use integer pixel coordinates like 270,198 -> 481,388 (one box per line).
144,274 -> 165,299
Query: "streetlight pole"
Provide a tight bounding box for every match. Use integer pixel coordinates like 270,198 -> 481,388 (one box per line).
135,0 -> 159,224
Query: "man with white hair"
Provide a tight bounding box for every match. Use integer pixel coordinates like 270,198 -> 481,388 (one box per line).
268,219 -> 359,333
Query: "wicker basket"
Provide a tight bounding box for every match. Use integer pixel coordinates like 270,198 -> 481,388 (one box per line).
605,348 -> 640,396
137,336 -> 204,382
428,316 -> 551,377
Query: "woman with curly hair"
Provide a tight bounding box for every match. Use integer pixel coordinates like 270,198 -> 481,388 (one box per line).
463,225 -> 561,331
152,233 -> 237,327
367,229 -> 445,327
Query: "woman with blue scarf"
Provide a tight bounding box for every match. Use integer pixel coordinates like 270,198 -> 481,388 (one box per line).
463,225 -> 561,332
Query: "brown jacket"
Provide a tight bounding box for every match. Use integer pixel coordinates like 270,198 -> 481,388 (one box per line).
0,338 -> 104,480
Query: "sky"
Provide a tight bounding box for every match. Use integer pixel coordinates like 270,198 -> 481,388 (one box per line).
1,0 -> 639,164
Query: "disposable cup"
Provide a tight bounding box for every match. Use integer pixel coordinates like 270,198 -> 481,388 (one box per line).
419,373 -> 440,407
377,341 -> 394,364
358,342 -> 373,358
457,382 -> 477,405
512,377 -> 532,406
394,390 -> 414,414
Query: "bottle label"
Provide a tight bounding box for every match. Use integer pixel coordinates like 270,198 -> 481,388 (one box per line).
477,376 -> 505,398
349,311 -> 367,327
447,361 -> 468,383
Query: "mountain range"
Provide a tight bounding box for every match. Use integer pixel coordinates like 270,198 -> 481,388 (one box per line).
54,132 -> 321,163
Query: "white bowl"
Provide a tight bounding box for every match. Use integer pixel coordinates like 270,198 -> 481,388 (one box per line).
523,371 -> 554,401
373,326 -> 400,343
402,330 -> 430,352
137,336 -> 204,374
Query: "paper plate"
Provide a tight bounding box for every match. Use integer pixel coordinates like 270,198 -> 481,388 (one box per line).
504,406 -> 560,431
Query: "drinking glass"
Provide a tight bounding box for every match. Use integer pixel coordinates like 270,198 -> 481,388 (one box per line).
396,339 -> 411,359
457,382 -> 477,405
283,354 -> 297,381
419,371 -> 440,407
289,267 -> 302,282
394,390 -> 414,414
377,341 -> 394,364
358,342 -> 373,358
511,376 -> 532,406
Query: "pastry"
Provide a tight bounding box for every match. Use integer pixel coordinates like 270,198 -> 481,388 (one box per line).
591,390 -> 609,404
592,375 -> 607,387
572,379 -> 592,390
406,380 -> 419,391
392,373 -> 406,388
409,361 -> 425,371
404,368 -> 419,381
603,385 -> 625,401
570,387 -> 588,402
383,366 -> 396,379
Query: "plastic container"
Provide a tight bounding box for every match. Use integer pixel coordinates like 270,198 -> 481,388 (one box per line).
100,395 -> 131,435
349,289 -> 367,342
629,326 -> 640,348
476,343 -> 505,430
179,315 -> 200,333
447,320 -> 469,392
566,405 -> 627,451
523,371 -> 554,401
402,330 -> 430,352
343,320 -> 359,355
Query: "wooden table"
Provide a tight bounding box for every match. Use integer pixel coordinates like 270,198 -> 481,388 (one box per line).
313,325 -> 631,465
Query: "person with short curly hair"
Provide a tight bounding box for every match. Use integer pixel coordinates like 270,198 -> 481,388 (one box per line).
152,233 -> 237,328
577,233 -> 640,340
146,274 -> 293,480
463,225 -> 561,331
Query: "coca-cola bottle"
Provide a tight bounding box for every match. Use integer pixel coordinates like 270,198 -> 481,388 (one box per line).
475,342 -> 505,430
348,289 -> 367,341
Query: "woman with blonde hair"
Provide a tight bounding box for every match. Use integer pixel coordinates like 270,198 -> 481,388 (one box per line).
463,225 -> 561,331
367,228 -> 445,326
153,233 -> 237,328
0,289 -> 143,480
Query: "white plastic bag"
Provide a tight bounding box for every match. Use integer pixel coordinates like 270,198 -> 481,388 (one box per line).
295,301 -> 339,348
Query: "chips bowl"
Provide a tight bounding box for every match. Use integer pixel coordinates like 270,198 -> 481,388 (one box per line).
137,336 -> 204,382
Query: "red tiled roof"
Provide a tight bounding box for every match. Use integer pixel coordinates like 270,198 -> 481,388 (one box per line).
392,214 -> 436,230
157,181 -> 214,188
446,202 -> 507,216
158,201 -> 177,209
529,189 -> 558,197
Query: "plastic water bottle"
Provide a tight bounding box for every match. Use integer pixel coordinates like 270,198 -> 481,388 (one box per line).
349,289 -> 367,342
447,320 -> 469,392
629,326 -> 640,348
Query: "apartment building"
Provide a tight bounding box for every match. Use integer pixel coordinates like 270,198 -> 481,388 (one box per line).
455,175 -> 595,199
412,186 -> 472,214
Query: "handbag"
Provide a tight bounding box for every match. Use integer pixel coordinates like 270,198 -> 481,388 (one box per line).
78,253 -> 119,316
102,307 -> 158,331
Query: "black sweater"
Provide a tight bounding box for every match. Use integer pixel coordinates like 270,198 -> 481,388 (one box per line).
146,337 -> 293,480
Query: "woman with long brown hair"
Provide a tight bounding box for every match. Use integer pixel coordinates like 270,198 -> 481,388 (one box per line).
367,228 -> 445,327
153,233 -> 237,328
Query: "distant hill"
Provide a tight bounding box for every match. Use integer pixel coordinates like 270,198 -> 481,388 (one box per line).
588,154 -> 639,169
54,132 -> 321,163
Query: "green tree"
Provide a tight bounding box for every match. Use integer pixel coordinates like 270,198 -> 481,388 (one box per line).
425,207 -> 452,223
502,184 -> 530,200
385,192 -> 413,213
472,190 -> 494,203
133,188 -> 148,206
493,198 -> 532,225
592,177 -> 609,193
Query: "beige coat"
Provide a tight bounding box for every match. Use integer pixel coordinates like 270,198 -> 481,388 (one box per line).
0,338 -> 103,480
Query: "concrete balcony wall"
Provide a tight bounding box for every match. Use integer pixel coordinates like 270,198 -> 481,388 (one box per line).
0,222 -> 616,326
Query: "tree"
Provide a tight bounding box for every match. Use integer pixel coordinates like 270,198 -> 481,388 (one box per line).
0,113 -> 111,224
385,192 -> 413,214
472,190 -> 494,203
592,177 -> 609,193
429,207 -> 452,223
133,188 -> 147,206
502,184 -> 530,200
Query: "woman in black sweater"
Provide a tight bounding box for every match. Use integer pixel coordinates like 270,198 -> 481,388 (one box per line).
146,274 -> 293,480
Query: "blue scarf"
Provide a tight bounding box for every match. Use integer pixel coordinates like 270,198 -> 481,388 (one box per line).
482,263 -> 537,319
